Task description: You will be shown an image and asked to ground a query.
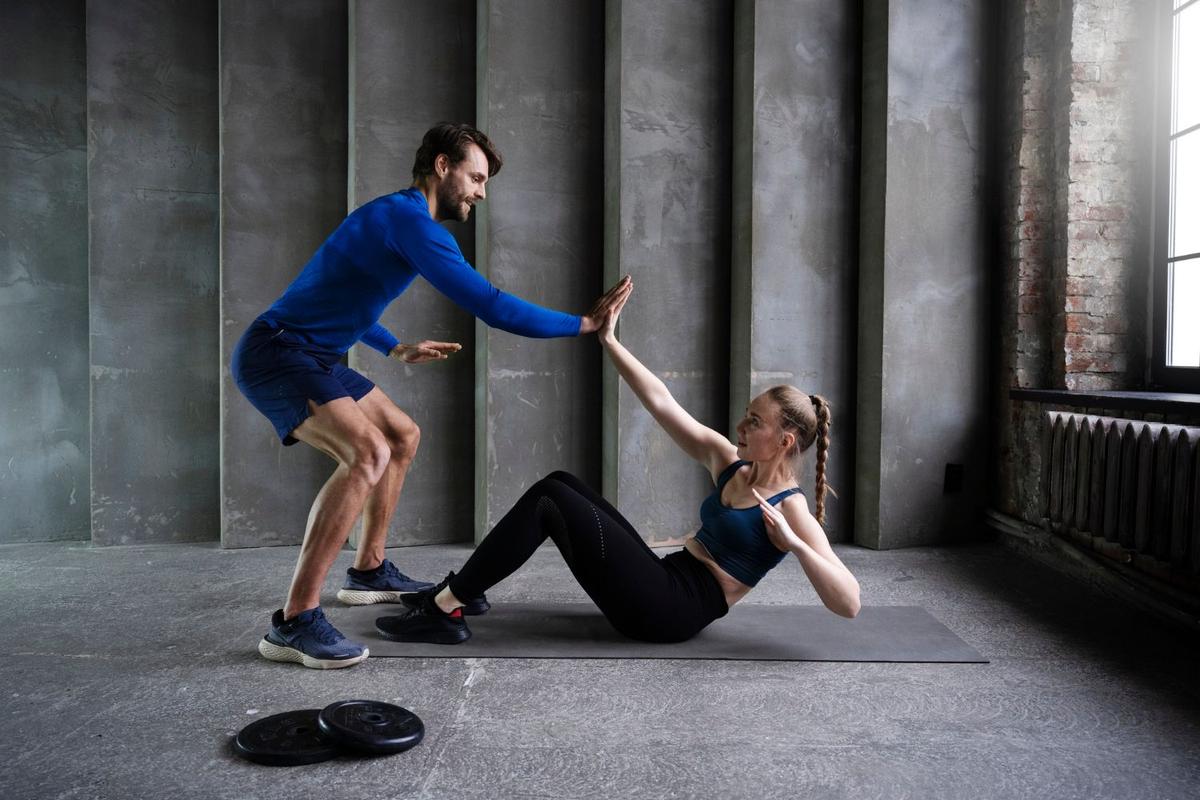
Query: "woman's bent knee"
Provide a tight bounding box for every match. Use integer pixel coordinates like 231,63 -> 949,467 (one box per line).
530,473 -> 583,503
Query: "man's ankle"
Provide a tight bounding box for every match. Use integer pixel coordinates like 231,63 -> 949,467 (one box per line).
281,604 -> 317,622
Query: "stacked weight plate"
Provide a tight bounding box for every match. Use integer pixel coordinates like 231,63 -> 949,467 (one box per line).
234,700 -> 424,766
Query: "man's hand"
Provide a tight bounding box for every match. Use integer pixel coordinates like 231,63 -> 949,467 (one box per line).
389,341 -> 462,364
579,275 -> 633,335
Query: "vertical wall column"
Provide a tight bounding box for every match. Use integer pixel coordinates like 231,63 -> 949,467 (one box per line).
856,0 -> 990,548
219,0 -> 348,548
88,0 -> 219,545
476,0 -> 605,540
729,0 -> 858,540
347,0 -> 476,545
997,0 -> 1059,518
0,1 -> 89,544
603,0 -> 732,543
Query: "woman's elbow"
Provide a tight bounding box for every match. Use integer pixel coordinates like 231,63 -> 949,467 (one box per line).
833,582 -> 861,619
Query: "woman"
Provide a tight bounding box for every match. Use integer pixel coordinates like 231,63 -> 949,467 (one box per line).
376,280 -> 860,645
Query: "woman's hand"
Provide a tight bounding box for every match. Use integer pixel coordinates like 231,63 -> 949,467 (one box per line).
752,488 -> 803,553
755,489 -> 861,618
389,341 -> 462,364
580,275 -> 633,335
598,277 -> 632,346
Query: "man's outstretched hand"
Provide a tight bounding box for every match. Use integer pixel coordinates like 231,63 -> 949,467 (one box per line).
389,341 -> 462,364
579,275 -> 633,335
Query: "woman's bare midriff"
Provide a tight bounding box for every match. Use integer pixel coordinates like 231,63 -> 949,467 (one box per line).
684,537 -> 752,608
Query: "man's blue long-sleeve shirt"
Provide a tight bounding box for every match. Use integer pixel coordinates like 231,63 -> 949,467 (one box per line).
259,188 -> 582,354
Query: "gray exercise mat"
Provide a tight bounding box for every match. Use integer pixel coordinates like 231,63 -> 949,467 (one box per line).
339,603 -> 987,663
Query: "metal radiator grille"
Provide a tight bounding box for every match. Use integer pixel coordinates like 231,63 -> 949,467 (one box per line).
1041,411 -> 1200,574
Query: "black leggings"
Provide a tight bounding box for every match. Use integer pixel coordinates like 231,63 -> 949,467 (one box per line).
449,471 -> 728,643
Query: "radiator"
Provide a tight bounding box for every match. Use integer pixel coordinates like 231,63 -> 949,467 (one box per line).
1041,411 -> 1200,574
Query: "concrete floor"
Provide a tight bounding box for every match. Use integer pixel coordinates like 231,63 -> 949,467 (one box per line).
1,539 -> 1198,800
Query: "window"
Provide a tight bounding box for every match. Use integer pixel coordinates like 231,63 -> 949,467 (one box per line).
1153,0 -> 1200,390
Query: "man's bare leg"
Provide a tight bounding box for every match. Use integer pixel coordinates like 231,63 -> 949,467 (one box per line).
284,397 -> 391,619
351,388 -> 421,571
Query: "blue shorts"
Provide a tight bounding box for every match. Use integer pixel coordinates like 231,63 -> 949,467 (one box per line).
231,319 -> 376,446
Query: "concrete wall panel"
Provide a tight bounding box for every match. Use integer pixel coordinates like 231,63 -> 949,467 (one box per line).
856,0 -> 989,548
5,0 -> 999,552
476,0 -> 605,539
348,0 -> 476,545
87,0 -> 219,545
604,0 -> 732,543
730,0 -> 859,541
220,0 -> 348,548
0,1 -> 89,543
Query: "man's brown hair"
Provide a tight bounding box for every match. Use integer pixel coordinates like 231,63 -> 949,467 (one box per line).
411,123 -> 503,181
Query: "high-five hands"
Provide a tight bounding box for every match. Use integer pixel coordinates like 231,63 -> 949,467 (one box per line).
389,341 -> 462,364
752,488 -> 802,553
579,275 -> 633,335
598,276 -> 633,345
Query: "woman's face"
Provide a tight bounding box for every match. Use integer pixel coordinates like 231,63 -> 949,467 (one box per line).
735,395 -> 790,462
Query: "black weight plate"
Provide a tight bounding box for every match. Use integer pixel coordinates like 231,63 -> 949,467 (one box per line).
233,709 -> 339,767
317,699 -> 424,755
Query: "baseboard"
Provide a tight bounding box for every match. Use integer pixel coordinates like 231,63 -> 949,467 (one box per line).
984,508 -> 1200,635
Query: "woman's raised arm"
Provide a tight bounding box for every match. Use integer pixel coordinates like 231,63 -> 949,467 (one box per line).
597,281 -> 736,477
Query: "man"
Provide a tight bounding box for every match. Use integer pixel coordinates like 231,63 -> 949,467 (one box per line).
231,123 -> 632,669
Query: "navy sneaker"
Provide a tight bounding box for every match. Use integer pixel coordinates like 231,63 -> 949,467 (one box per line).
400,570 -> 491,616
336,559 -> 435,605
257,607 -> 368,669
375,592 -> 471,645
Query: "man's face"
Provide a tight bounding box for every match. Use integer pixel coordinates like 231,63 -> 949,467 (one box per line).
434,143 -> 489,222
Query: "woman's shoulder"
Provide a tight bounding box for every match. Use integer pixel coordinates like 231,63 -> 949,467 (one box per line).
777,489 -> 812,517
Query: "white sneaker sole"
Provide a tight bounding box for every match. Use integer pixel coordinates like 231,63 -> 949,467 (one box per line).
257,638 -> 369,669
336,588 -> 416,605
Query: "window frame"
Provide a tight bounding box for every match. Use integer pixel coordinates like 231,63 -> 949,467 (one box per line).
1151,0 -> 1200,391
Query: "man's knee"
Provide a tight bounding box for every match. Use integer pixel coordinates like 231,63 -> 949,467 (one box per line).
348,428 -> 391,485
385,417 -> 420,462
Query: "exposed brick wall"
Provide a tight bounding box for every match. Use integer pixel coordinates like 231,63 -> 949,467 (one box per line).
1002,0 -> 1148,396
997,0 -> 1151,517
999,0 -> 1064,514
1059,0 -> 1147,391
993,0 -> 1200,610
1012,0 -> 1061,392
1049,0 -> 1074,390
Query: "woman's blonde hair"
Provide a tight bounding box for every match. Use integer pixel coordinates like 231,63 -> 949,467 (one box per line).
764,386 -> 834,525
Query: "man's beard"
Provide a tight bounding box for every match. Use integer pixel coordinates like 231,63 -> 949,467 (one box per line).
436,184 -> 471,222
